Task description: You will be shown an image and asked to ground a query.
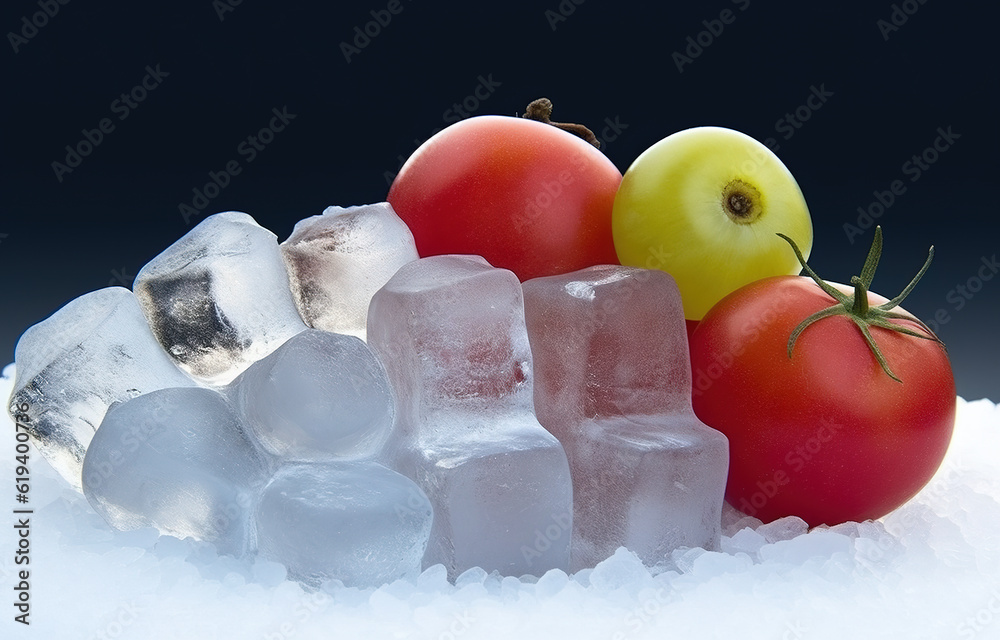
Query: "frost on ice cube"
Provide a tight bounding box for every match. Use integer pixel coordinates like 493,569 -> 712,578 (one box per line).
82,387 -> 271,557
228,329 -> 394,461
522,265 -> 729,570
7,287 -> 197,491
255,461 -> 433,588
280,203 -> 418,340
367,255 -> 573,578
133,211 -> 306,384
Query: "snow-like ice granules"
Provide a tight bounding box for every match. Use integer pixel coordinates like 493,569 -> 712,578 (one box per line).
3,363 -> 998,640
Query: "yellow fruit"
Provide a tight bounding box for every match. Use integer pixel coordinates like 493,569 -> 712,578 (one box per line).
612,126 -> 813,320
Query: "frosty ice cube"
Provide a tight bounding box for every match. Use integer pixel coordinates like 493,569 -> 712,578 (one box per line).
255,461 -> 433,588
7,287 -> 197,491
367,255 -> 573,578
281,203 -> 418,340
522,265 -> 729,570
133,211 -> 306,384
82,387 -> 271,557
228,329 -> 394,461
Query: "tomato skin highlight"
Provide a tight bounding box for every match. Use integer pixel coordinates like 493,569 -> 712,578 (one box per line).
387,115 -> 622,282
690,275 -> 955,527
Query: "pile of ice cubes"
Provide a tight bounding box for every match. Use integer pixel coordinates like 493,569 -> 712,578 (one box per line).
6,204 -> 729,587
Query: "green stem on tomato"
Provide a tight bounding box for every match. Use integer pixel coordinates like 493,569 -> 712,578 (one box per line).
777,226 -> 944,383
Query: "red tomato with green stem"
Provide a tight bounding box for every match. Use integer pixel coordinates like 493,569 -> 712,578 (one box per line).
387,101 -> 622,281
690,227 -> 955,527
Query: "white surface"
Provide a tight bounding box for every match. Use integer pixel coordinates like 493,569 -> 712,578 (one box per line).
3,363 -> 999,639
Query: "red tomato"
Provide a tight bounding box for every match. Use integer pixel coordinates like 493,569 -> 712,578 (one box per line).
689,233 -> 955,527
387,115 -> 622,281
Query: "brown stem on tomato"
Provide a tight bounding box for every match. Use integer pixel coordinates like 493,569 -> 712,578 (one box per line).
522,98 -> 601,148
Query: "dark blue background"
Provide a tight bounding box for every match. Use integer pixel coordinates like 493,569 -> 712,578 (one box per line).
2,1 -> 997,400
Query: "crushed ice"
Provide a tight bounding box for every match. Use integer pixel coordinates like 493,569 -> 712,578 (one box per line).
4,363 -> 998,639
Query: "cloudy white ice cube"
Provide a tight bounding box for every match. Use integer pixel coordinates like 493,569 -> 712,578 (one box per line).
133,211 -> 306,384
280,202 -> 418,340
367,255 -> 573,577
255,461 -> 433,588
228,329 -> 394,461
82,387 -> 271,557
7,287 -> 197,490
522,265 -> 729,570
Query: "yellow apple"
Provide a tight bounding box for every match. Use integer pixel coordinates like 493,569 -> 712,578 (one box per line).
612,126 -> 813,320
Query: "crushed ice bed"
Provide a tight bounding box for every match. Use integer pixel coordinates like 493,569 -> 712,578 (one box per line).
3,366 -> 998,639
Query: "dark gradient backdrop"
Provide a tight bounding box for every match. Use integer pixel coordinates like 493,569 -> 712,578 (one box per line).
2,2 -> 997,400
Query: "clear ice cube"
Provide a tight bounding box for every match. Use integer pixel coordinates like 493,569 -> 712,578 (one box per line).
7,287 -> 197,490
82,387 -> 271,557
367,255 -> 573,578
133,211 -> 306,384
281,203 -> 418,340
228,329 -> 394,461
254,461 -> 433,588
522,265 -> 729,570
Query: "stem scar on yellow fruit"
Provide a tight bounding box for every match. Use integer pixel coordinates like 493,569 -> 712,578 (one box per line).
721,179 -> 762,224
777,226 -> 943,383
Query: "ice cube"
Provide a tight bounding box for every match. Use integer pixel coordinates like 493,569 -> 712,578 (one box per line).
7,287 -> 197,491
254,461 -> 433,588
228,329 -> 393,461
133,211 -> 307,384
82,387 -> 271,557
367,255 -> 573,578
280,203 -> 418,340
522,265 -> 729,570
